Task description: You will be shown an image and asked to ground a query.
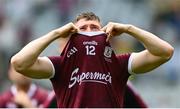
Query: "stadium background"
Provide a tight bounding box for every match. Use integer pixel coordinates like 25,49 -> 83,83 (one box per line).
0,0 -> 180,107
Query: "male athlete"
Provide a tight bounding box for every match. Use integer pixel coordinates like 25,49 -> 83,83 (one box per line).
11,12 -> 174,108
0,65 -> 49,108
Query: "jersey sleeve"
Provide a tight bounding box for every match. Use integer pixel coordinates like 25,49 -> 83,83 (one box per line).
34,86 -> 49,107
117,53 -> 133,75
41,91 -> 57,108
48,56 -> 61,79
127,53 -> 136,75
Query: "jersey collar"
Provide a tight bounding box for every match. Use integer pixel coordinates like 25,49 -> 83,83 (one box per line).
78,31 -> 105,36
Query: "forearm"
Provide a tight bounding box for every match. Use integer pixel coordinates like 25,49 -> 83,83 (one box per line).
126,25 -> 174,58
11,31 -> 59,70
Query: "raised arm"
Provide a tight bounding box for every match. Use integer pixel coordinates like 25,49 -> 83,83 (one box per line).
11,23 -> 78,79
102,22 -> 174,74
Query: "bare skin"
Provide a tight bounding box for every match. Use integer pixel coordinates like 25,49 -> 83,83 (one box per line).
11,19 -> 174,78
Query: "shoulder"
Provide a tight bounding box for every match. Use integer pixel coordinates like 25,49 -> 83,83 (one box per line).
116,53 -> 131,61
48,56 -> 61,60
116,53 -> 133,74
47,56 -> 62,73
48,56 -> 61,65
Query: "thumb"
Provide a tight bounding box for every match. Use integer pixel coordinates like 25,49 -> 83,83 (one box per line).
106,33 -> 112,42
105,26 -> 113,42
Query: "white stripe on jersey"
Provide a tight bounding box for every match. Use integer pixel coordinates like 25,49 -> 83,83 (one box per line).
78,31 -> 105,36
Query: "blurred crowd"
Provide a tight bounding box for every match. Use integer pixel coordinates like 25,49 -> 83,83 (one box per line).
0,0 -> 180,107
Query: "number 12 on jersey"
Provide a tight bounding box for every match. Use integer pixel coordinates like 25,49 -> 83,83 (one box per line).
85,45 -> 96,55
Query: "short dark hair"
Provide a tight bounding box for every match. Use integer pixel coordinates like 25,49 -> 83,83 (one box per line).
73,12 -> 100,23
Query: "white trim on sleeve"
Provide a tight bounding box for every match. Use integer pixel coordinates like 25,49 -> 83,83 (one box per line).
42,57 -> 55,78
128,53 -> 136,75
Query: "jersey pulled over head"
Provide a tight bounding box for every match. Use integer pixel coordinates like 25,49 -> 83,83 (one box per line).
61,31 -> 117,89
50,31 -> 130,107
61,31 -> 114,70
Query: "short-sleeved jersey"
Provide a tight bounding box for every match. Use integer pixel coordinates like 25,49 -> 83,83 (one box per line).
42,91 -> 57,108
124,82 -> 147,108
48,31 -> 131,108
0,84 -> 49,108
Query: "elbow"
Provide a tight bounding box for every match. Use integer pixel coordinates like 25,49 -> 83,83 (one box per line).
11,56 -> 26,74
164,46 -> 174,61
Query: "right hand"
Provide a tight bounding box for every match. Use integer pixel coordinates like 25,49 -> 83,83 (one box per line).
53,22 -> 78,38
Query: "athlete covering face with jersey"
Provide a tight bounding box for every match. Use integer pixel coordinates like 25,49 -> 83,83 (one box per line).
11,12 -> 174,108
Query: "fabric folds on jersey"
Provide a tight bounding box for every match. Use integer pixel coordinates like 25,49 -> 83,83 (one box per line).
50,31 -> 130,108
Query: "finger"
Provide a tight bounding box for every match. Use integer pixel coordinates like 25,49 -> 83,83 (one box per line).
101,25 -> 107,32
106,36 -> 110,42
106,33 -> 112,42
70,28 -> 80,38
71,28 -> 78,33
106,25 -> 113,35
102,24 -> 113,42
70,25 -> 79,34
105,26 -> 113,42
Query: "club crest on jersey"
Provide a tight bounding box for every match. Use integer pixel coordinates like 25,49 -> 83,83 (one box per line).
104,46 -> 112,58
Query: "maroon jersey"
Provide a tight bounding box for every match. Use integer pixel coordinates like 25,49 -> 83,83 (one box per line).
124,82 -> 147,108
0,84 -> 49,108
49,31 -> 131,108
42,91 -> 57,108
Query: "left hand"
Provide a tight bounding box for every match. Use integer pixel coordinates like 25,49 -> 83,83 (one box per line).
101,22 -> 130,41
